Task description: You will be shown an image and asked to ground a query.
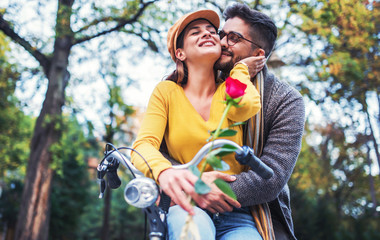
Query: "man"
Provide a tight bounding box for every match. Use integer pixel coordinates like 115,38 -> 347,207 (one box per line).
160,3 -> 305,240
212,3 -> 305,240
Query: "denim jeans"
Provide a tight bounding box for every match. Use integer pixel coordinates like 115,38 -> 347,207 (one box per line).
167,205 -> 263,240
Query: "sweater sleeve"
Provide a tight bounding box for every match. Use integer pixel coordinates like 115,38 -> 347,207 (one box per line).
230,82 -> 305,206
131,82 -> 173,180
225,63 -> 261,122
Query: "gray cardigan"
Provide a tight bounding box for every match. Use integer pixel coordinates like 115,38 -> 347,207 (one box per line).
230,66 -> 305,240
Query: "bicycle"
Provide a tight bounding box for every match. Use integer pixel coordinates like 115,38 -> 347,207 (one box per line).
97,139 -> 273,240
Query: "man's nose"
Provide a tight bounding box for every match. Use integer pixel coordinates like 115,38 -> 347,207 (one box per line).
220,34 -> 228,48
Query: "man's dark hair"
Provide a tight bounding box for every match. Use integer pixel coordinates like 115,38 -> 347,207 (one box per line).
224,3 -> 277,58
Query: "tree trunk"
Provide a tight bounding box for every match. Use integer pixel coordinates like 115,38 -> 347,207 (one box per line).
101,124 -> 115,240
14,37 -> 71,240
101,185 -> 111,240
364,103 -> 380,173
366,144 -> 378,216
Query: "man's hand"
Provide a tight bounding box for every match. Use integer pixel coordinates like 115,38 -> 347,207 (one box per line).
194,171 -> 241,214
158,169 -> 241,215
239,56 -> 266,78
158,168 -> 199,215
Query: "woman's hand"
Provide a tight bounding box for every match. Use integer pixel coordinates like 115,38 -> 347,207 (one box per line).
158,168 -> 198,215
239,56 -> 266,78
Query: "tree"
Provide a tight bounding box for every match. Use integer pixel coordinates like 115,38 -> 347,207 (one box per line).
0,31 -> 33,240
288,0 -> 379,169
286,0 -> 380,217
49,116 -> 94,240
97,52 -> 135,240
245,0 -> 380,237
0,1 -> 158,239
0,32 -> 32,178
291,122 -> 380,239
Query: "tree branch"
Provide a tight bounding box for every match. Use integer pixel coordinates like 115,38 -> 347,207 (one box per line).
0,13 -> 50,75
73,0 -> 157,46
123,27 -> 160,52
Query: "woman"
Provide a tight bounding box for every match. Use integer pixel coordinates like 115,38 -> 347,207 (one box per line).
131,9 -> 263,240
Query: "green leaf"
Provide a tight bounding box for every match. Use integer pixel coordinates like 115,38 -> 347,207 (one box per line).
205,154 -> 230,171
215,161 -> 230,171
218,129 -> 237,137
209,128 -> 237,137
189,165 -> 201,178
210,144 -> 238,157
195,179 -> 211,194
229,121 -> 245,127
213,179 -> 237,200
225,95 -> 243,107
206,155 -> 223,170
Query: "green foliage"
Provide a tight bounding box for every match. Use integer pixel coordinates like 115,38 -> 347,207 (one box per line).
0,32 -> 33,236
189,165 -> 201,178
292,0 -> 379,104
75,173 -> 147,240
225,94 -> 243,108
49,116 -> 96,239
213,179 -> 236,200
0,179 -> 23,233
290,123 -> 380,239
0,33 -> 33,178
286,1 -> 380,237
209,128 -> 237,139
210,144 -> 239,157
194,179 -> 212,194
206,155 -> 225,171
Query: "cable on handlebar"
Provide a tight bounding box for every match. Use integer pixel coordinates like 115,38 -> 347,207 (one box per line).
103,143 -> 156,182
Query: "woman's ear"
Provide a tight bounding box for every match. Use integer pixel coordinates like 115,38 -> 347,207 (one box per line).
175,48 -> 186,61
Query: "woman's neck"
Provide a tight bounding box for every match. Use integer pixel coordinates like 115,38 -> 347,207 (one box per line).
184,62 -> 216,98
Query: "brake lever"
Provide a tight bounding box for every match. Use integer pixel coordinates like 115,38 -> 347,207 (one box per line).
97,155 -> 121,198
97,169 -> 106,198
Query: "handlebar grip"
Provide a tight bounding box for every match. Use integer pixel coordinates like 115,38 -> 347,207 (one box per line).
235,146 -> 274,179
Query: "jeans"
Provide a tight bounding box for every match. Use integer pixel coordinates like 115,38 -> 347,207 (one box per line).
167,205 -> 263,240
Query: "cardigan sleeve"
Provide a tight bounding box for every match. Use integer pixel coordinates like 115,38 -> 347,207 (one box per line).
131,82 -> 173,180
225,63 -> 261,122
230,80 -> 305,207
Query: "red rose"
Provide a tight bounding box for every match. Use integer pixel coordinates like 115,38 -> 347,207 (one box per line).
225,76 -> 247,99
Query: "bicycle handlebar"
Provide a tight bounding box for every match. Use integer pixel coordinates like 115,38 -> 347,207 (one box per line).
105,150 -> 145,178
98,140 -> 273,199
172,139 -> 243,169
172,139 -> 273,179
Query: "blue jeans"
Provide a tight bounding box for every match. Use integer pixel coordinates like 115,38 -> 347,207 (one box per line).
167,205 -> 263,240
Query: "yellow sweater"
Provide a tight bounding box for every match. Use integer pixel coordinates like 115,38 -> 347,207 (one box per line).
131,63 -> 261,180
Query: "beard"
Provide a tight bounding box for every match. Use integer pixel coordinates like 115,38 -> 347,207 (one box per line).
215,49 -> 243,76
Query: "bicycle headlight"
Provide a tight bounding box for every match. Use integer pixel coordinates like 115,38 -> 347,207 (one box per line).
124,177 -> 158,208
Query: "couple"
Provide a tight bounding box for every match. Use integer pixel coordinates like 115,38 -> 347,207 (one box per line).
132,3 -> 305,240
